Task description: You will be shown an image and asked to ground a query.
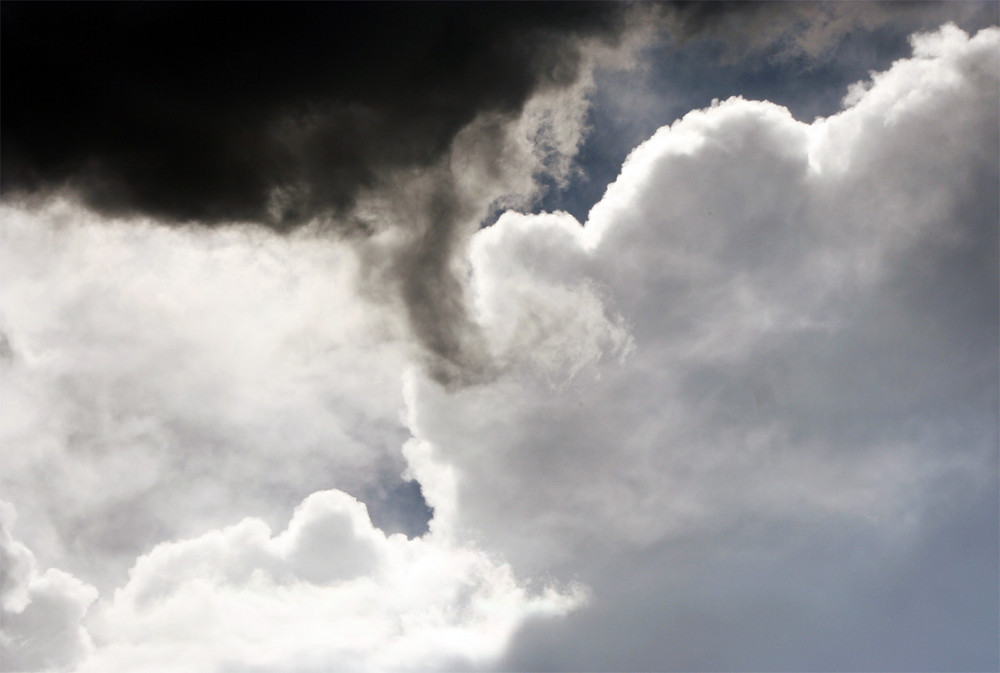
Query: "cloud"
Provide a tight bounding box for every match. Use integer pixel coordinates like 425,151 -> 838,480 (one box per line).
401,24 -> 996,668
663,1 -> 999,60
76,489 -> 582,673
1,19 -> 997,673
4,4 -> 996,389
1,503 -> 98,673
0,3 -> 656,387
0,4 -> 631,228
0,203 -> 583,673
0,202 -> 419,592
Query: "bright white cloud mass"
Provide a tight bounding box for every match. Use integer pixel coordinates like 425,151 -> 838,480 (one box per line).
1,14 -> 997,673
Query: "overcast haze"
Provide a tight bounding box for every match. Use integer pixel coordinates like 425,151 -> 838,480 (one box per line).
1,3 -> 998,672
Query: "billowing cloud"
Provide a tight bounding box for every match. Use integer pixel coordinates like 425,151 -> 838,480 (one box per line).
421,23 -> 996,669
0,203 -> 583,673
427,21 -> 997,561
1,13 -> 997,673
0,3 -> 653,386
0,203 -> 417,592
74,489 -> 582,673
1,492 -> 581,673
1,503 -> 98,672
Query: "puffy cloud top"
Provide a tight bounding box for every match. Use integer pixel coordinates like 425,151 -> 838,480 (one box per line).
1,20 -> 997,673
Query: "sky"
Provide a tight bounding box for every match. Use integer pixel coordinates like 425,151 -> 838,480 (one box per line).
1,2 -> 998,672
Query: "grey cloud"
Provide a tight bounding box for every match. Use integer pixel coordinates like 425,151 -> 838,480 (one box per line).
0,3 -> 627,228
1,3 -> 646,387
664,1 -> 999,60
1,505 -> 97,672
501,488 -> 999,671
0,211 -> 418,592
404,25 -> 999,669
1,12 -> 997,673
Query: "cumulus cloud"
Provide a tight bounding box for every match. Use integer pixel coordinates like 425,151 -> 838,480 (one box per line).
452,18 -> 998,560
410,24 -> 996,668
1,17 -> 997,673
0,202 -> 417,591
1,503 -> 98,672
0,487 -> 581,673
78,489 -> 582,673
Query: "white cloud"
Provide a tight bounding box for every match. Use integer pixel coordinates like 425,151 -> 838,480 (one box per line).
76,489 -> 582,673
1,503 -> 98,673
0,203 -> 414,591
435,20 -> 998,564
1,22 -> 996,673
419,24 -> 997,667
470,211 -> 632,380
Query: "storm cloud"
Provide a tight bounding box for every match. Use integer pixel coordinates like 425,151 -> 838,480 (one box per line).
2,3 -> 648,383
1,2 -> 629,227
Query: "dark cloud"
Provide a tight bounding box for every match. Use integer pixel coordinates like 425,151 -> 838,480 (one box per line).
9,3 -> 994,388
1,2 -> 639,386
9,2 -> 993,232
664,0 -> 998,59
0,2 -> 626,228
2,10 -> 998,670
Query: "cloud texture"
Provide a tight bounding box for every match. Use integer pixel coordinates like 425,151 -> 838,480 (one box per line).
0,3 -> 631,228
0,2 -> 651,386
1,16 -> 997,673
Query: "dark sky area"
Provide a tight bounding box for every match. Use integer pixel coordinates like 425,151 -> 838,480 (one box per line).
2,2 -> 627,227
